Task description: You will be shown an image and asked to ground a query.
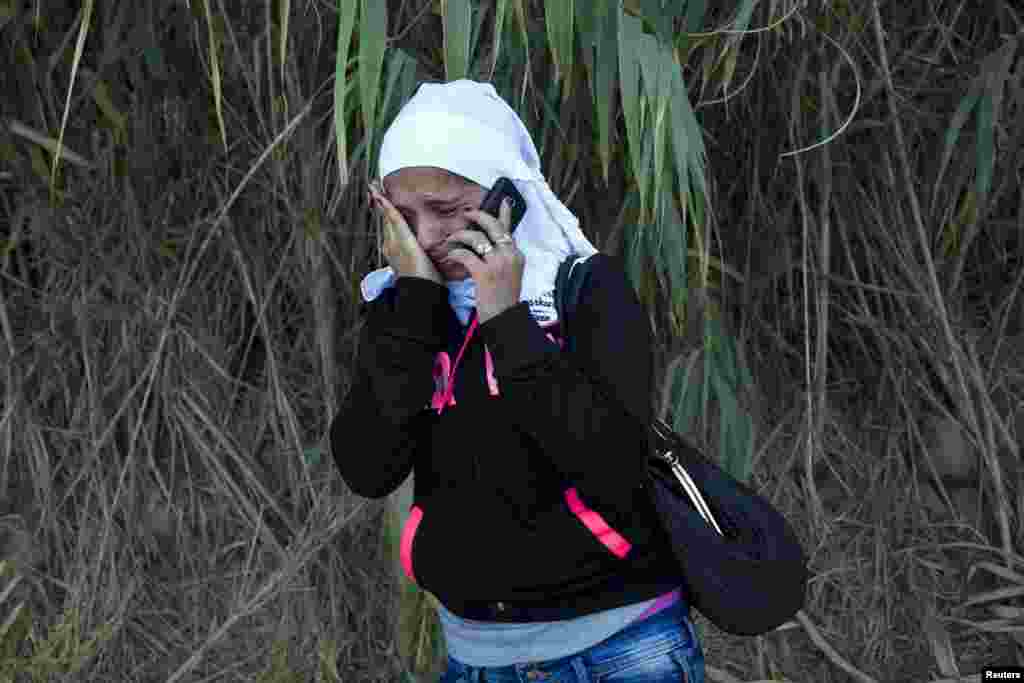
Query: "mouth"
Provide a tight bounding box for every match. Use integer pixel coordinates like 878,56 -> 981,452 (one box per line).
439,259 -> 465,271
432,253 -> 457,268
433,240 -> 472,262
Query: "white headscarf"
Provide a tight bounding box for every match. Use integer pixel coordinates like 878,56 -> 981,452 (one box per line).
359,79 -> 598,326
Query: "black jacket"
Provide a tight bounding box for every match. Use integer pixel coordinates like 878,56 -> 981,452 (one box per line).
330,253 -> 683,622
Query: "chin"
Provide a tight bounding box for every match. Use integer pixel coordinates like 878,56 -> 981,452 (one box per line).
441,264 -> 471,281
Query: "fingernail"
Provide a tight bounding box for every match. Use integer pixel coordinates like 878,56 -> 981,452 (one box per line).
503,198 -> 512,210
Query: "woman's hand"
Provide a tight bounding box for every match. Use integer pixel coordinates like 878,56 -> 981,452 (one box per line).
369,181 -> 443,285
442,198 -> 525,323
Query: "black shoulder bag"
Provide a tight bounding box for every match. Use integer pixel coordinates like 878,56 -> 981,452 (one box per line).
554,253 -> 809,637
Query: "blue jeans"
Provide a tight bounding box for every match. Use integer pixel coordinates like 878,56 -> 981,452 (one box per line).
437,599 -> 705,682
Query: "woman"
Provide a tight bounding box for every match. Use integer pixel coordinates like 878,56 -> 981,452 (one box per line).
330,79 -> 705,683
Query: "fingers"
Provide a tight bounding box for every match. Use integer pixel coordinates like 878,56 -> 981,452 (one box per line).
461,197 -> 513,244
372,183 -> 412,237
370,182 -> 402,267
371,181 -> 412,247
369,182 -> 400,226
444,230 -> 491,254
446,200 -> 515,255
440,245 -> 479,280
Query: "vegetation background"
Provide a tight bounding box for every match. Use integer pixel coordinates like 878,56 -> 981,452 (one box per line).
0,0 -> 1021,681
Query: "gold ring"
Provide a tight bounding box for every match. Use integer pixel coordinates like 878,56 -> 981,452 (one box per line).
495,235 -> 514,245
476,242 -> 494,256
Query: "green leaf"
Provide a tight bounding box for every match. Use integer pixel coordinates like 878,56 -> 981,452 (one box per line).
90,81 -> 125,148
639,37 -> 673,221
513,0 -> 532,72
468,2 -> 491,77
674,345 -> 704,438
666,54 -> 711,324
619,13 -> 646,212
575,0 -> 596,51
972,36 -> 1020,212
711,319 -> 739,389
143,45 -> 166,78
732,0 -> 758,32
714,367 -> 753,482
442,0 -> 472,81
632,15 -> 671,216
395,577 -> 445,678
669,348 -> 701,433
0,603 -> 32,662
385,472 -> 447,677
544,0 -> 575,94
278,0 -> 291,73
734,407 -> 753,483
708,329 -> 755,483
591,0 -> 620,185
359,0 -> 387,147
684,0 -> 707,34
700,317 -> 714,437
662,173 -> 689,327
318,638 -> 341,683
974,90 -> 994,206
0,0 -> 15,24
334,0 -> 358,187
488,0 -> 510,78
636,132 -> 655,219
931,78 -> 982,219
668,71 -> 692,227
637,0 -> 674,47
621,191 -> 643,294
535,76 -> 571,162
199,0 -> 227,155
373,48 -> 420,179
302,446 -> 322,466
711,369 -> 733,472
577,6 -> 597,126
669,59 -> 710,207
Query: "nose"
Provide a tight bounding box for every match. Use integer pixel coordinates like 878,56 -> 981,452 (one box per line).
419,225 -> 451,256
428,224 -> 459,248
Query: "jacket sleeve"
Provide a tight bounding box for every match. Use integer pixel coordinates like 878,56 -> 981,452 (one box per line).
328,277 -> 450,499
476,254 -> 653,530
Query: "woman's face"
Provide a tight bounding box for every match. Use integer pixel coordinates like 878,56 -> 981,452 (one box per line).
382,166 -> 487,282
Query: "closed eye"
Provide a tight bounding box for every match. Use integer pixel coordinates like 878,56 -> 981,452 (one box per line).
397,204 -> 462,225
400,207 -> 459,222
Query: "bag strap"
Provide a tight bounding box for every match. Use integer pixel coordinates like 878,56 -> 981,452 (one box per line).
555,254 -> 597,355
554,253 -> 726,535
555,253 -> 677,438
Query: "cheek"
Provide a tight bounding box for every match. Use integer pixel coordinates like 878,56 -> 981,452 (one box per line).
416,235 -> 433,253
414,210 -> 474,244
447,213 -> 476,234
411,221 -> 436,242
423,216 -> 468,241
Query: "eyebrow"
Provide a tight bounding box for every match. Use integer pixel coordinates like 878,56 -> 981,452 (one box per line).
381,180 -> 466,212
389,194 -> 464,212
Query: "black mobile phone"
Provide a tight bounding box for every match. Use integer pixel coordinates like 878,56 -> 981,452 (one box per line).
474,177 -> 526,234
